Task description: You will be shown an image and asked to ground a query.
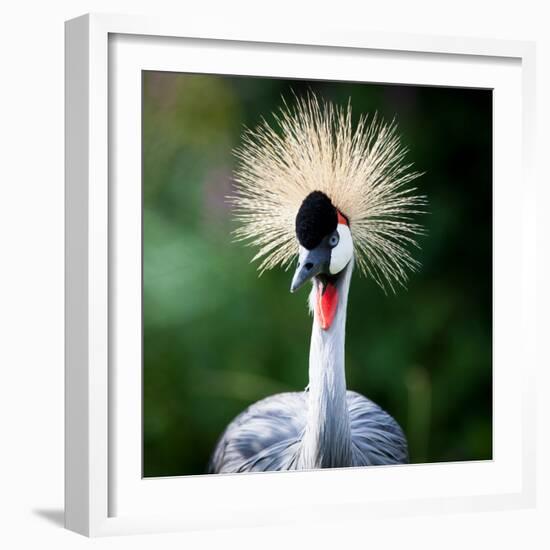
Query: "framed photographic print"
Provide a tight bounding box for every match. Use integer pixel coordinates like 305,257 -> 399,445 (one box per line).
65,13 -> 536,536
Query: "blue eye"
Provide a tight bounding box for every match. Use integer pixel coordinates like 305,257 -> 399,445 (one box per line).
328,233 -> 339,248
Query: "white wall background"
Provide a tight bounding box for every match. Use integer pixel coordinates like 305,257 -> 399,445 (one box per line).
0,1 -> 547,548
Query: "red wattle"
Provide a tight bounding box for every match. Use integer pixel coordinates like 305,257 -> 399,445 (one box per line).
316,283 -> 338,330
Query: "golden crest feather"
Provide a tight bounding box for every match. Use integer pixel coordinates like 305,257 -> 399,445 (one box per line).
229,94 -> 426,292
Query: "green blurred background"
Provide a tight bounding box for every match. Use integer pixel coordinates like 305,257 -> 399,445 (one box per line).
142,72 -> 492,477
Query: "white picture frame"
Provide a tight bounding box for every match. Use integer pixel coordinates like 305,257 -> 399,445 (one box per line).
65,12 -> 537,537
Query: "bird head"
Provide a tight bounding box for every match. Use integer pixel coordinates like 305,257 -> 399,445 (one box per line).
291,191 -> 353,293
290,191 -> 354,329
230,94 -> 426,328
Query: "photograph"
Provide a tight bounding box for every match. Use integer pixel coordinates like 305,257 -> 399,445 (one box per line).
142,72 -> 493,477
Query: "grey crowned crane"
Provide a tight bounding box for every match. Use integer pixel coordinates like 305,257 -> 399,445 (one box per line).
208,95 -> 425,473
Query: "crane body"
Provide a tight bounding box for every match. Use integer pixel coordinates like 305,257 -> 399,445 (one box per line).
210,247 -> 407,473
208,96 -> 423,473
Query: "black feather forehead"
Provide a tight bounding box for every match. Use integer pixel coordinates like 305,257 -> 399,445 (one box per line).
295,191 -> 338,250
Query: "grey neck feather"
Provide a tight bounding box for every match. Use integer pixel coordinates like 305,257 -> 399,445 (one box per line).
299,258 -> 354,469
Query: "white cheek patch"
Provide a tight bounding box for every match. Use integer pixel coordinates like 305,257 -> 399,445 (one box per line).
329,224 -> 353,274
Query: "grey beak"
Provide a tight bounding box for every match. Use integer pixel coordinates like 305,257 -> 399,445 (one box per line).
290,247 -> 331,293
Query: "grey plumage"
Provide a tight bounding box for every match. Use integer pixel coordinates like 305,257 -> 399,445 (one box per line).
208,390 -> 408,473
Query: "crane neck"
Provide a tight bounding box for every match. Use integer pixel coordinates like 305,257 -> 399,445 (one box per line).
299,259 -> 353,469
